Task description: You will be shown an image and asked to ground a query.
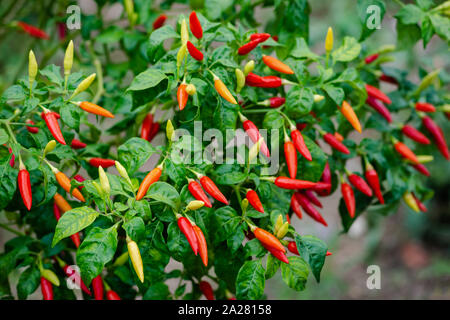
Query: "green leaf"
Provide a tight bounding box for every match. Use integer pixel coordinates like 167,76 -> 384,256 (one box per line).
294,234 -> 327,282
421,16 -> 434,48
143,282 -> 170,300
297,135 -> 326,182
118,137 -> 157,175
429,14 -> 450,42
395,4 -> 424,24
0,161 -> 18,210
263,110 -> 284,130
265,254 -> 281,280
0,129 -> 8,145
60,104 -> 81,130
213,206 -> 241,242
396,21 -> 421,49
205,0 -> 234,20
145,182 -> 180,210
123,217 -> 145,241
236,259 -> 265,300
52,207 -> 99,246
76,226 -> 118,285
280,256 -> 309,291
96,25 -> 125,44
290,38 -> 319,60
212,163 -> 247,185
285,86 -> 314,118
323,84 -> 344,106
127,69 -> 167,91
17,265 -> 40,299
166,221 -> 191,261
39,64 -> 63,86
332,37 -> 361,62
358,0 -> 386,41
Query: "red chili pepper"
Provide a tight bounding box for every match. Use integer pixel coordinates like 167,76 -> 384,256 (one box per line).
193,225 -> 208,266
366,97 -> 392,123
394,141 -> 419,164
274,177 -> 317,190
284,135 -> 297,179
246,189 -> 264,213
365,162 -> 384,204
411,163 -> 430,176
286,214 -> 291,224
70,138 -> 87,149
18,162 -> 32,210
106,290 -> 121,300
153,14 -> 167,30
62,264 -> 92,295
177,216 -> 199,255
250,33 -> 271,43
148,122 -> 160,142
323,133 -> 350,154
41,109 -> 66,145
269,97 -> 286,108
287,241 -> 331,257
290,127 -> 312,161
40,277 -> 53,300
238,40 -> 260,55
379,74 -> 398,85
290,193 -> 302,219
89,158 -> 116,168
401,125 -> 431,145
186,41 -> 204,61
26,120 -> 39,133
92,275 -> 104,300
366,84 -> 391,104
348,173 -> 373,197
18,22 -> 49,39
57,22 -> 66,40
245,72 -> 283,88
253,227 -> 285,252
189,11 -> 203,39
177,83 -> 188,111
73,174 -> 85,188
365,53 -> 379,64
412,193 -> 427,212
422,116 -> 449,160
334,132 -> 344,142
199,281 -> 214,300
8,147 -> 15,167
304,190 -> 323,208
141,114 -> 153,139
312,182 -> 332,192
261,242 -> 289,264
294,192 -> 328,226
316,161 -> 332,196
199,175 -> 228,205
415,102 -> 436,113
241,117 -> 270,157
188,179 -> 212,208
341,182 -> 355,218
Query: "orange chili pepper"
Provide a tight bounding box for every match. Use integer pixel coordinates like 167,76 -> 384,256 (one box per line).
49,165 -> 85,202
193,225 -> 208,267
212,73 -> 237,104
177,83 -> 188,110
253,227 -> 285,252
76,101 -> 114,118
136,165 -> 163,200
394,141 -> 419,164
262,55 -> 294,74
339,101 -> 362,133
53,192 -> 72,213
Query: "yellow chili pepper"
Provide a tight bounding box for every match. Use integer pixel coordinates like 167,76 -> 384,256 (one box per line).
64,40 -> 74,77
28,50 -> 38,92
70,73 -> 96,100
127,236 -> 144,283
403,192 -> 420,212
98,166 -> 110,195
166,119 -> 174,141
41,269 -> 60,286
180,19 -> 189,45
186,200 -> 205,210
244,60 -> 255,76
211,72 -> 237,105
185,83 -> 196,95
276,221 -> 289,239
43,140 -> 56,157
235,68 -> 245,93
325,27 -> 333,52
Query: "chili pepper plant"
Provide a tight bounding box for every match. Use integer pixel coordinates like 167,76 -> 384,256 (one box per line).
0,0 -> 449,300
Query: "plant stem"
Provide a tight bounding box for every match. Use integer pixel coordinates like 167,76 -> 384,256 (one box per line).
0,222 -> 25,236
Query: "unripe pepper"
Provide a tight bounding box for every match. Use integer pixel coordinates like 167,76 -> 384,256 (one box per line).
186,41 -> 203,60
284,133 -> 297,179
185,84 -> 196,95
64,40 -> 74,77
127,236 -> 144,283
48,164 -> 85,202
290,125 -> 312,161
238,40 -> 260,55
323,133 -> 350,154
341,181 -> 355,218
189,11 -> 203,39
261,242 -> 289,264
140,113 -> 153,139
180,18 -> 189,45
239,112 -> 270,157
41,269 -> 59,286
415,102 -> 436,113
339,101 -> 362,133
276,222 -> 289,239
186,200 -> 205,211
365,84 -> 391,104
89,158 -> 116,168
199,281 -> 214,300
92,275 -> 104,300
75,101 -> 115,118
366,97 -> 392,123
153,14 -> 167,30
304,190 -> 323,208
252,226 -> 285,252
393,140 -> 419,164
41,108 -> 66,145
246,189 -> 264,213
188,179 -> 212,208
70,73 -> 96,100
43,140 -> 56,157
177,82 -> 189,110
290,193 -> 302,219
294,192 -> 328,226
98,166 -> 110,195
136,164 -> 163,200
198,175 -> 228,205
401,125 -> 430,144
422,116 -> 449,160
250,33 -> 271,43
28,50 -> 38,93
244,60 -> 255,75
177,44 -> 187,70
26,119 -> 39,133
235,68 -> 245,93
273,176 -> 317,190
347,173 -> 372,197
18,22 -> 49,39
18,159 -> 32,210
211,72 -> 237,104
364,161 -> 384,204
177,215 -> 199,255
40,277 -> 53,300
365,53 -> 379,64
193,225 -> 208,266
70,138 -> 87,149
403,192 -> 419,212
262,55 -> 294,74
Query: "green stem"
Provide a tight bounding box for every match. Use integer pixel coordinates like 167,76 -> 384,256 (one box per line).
0,223 -> 25,236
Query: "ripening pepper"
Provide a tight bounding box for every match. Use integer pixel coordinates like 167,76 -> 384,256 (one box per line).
323,133 -> 350,154
53,194 -> 81,247
211,72 -> 237,104
177,82 -> 189,110
193,225 -> 208,266
393,140 -> 419,164
403,192 -> 420,212
262,55 -> 294,74
412,193 -> 427,212
54,256 -> 91,295
239,112 -> 270,158
245,72 -> 284,88
252,226 -> 285,252
136,164 -> 163,200
339,101 -> 362,133
75,101 -> 115,118
69,73 -> 96,100
290,125 -> 312,161
198,175 -> 228,205
284,133 -> 297,179
259,97 -> 286,108
364,161 -> 384,204
261,242 -> 289,264
48,164 -> 85,202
